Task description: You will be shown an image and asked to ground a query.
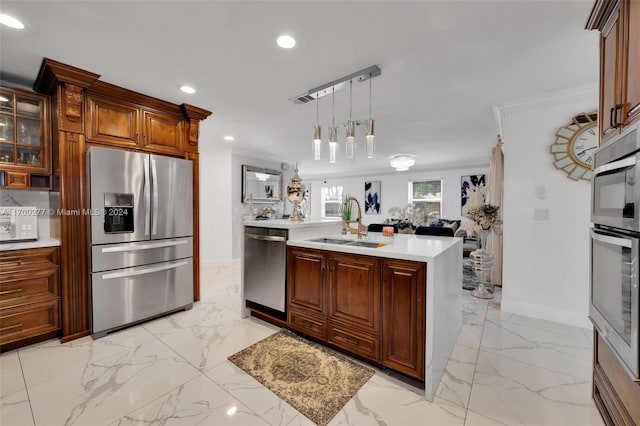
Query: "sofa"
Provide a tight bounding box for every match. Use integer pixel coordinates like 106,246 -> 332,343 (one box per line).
414,219 -> 478,256
414,219 -> 461,237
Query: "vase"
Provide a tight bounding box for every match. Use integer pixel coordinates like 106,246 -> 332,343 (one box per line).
470,228 -> 494,299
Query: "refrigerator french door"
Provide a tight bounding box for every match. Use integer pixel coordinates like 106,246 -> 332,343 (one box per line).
87,146 -> 194,336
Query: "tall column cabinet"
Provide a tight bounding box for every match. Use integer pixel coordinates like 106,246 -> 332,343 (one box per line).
33,59 -> 211,343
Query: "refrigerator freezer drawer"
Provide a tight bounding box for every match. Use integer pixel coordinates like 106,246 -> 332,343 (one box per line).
91,258 -> 193,334
91,237 -> 193,272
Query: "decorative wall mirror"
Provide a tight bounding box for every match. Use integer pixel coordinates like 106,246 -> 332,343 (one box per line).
242,165 -> 283,203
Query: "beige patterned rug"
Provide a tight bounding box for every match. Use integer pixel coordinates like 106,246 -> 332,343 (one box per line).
228,330 -> 375,425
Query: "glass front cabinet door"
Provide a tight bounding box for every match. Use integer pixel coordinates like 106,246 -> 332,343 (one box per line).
0,87 -> 51,173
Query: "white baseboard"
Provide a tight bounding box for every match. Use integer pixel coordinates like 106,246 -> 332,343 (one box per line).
501,298 -> 592,329
201,258 -> 240,268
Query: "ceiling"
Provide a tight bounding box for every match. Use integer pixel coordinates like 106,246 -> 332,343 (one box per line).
0,1 -> 599,178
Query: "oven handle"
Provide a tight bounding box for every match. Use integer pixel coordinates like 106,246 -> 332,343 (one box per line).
594,155 -> 637,175
101,260 -> 188,280
591,229 -> 633,248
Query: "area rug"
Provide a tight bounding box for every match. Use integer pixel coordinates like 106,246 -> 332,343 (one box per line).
228,330 -> 374,425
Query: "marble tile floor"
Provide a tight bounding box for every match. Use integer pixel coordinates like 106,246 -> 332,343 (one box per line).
1,264 -> 604,426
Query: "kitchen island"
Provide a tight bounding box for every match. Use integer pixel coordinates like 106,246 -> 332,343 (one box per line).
287,232 -> 462,401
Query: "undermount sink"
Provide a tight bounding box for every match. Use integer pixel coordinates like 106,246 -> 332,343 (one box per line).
307,238 -> 385,248
345,241 -> 385,248
308,237 -> 353,245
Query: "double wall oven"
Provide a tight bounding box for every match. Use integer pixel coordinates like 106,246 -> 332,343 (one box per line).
591,122 -> 640,381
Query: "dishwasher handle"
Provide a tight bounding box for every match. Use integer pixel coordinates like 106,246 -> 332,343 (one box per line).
246,234 -> 286,242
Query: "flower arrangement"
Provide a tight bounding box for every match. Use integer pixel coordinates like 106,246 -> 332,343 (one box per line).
262,206 -> 277,216
388,204 -> 427,230
463,183 -> 502,237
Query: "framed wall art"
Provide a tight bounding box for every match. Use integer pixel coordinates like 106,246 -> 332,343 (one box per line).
461,174 -> 486,215
365,181 -> 381,214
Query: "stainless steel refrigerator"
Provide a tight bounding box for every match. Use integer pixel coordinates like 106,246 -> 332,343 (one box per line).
87,146 -> 193,337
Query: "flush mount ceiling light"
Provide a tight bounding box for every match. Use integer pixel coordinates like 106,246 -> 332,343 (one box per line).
0,13 -> 24,29
223,135 -> 235,141
180,85 -> 196,94
290,65 -> 381,163
276,34 -> 296,49
390,154 -> 416,171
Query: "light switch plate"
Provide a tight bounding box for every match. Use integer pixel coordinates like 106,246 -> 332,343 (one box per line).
533,208 -> 549,221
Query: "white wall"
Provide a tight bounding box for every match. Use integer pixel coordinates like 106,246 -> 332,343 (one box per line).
304,165 -> 489,224
199,120 -> 233,266
498,85 -> 597,328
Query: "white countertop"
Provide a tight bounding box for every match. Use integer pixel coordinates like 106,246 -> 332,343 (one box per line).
243,218 -> 341,230
287,233 -> 461,262
0,237 -> 61,252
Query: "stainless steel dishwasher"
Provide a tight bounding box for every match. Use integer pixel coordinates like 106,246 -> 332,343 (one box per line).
244,226 -> 288,313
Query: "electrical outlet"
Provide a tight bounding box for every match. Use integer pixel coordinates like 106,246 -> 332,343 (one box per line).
533,208 -> 549,221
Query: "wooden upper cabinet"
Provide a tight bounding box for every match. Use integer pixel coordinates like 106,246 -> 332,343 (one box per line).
141,110 -> 184,155
86,94 -> 184,155
86,95 -> 139,148
589,0 -> 640,145
623,0 -> 640,125
600,2 -> 625,144
0,87 -> 51,174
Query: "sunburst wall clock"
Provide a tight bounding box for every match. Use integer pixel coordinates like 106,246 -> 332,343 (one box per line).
550,112 -> 598,181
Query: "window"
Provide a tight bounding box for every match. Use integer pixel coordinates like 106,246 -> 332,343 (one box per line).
321,185 -> 343,218
409,180 -> 442,219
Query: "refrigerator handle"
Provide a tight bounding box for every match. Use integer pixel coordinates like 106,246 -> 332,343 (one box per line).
151,157 -> 159,235
143,156 -> 151,236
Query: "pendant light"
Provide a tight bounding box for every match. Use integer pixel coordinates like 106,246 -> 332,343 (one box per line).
329,87 -> 338,163
313,93 -> 322,160
365,72 -> 375,159
345,80 -> 355,159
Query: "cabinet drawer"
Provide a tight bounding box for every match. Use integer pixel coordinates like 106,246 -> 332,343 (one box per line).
0,299 -> 60,345
288,309 -> 326,340
0,267 -> 59,306
328,323 -> 379,362
0,247 -> 59,273
0,171 -> 29,188
596,334 -> 640,423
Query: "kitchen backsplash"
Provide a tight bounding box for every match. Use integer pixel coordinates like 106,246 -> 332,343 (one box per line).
0,189 -> 51,238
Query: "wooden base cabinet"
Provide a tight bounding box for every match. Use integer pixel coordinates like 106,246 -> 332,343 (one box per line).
593,330 -> 640,425
0,247 -> 61,352
286,247 -> 426,380
382,259 -> 425,380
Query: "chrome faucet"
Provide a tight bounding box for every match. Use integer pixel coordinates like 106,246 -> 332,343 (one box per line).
343,196 -> 368,239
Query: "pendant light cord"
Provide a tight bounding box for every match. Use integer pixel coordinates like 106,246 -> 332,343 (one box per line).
332,86 -> 335,127
349,80 -> 353,120
316,91 -> 319,123
369,72 -> 372,118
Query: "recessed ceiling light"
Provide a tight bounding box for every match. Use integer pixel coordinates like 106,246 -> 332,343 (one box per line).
224,135 -> 235,142
276,35 -> 296,49
180,85 -> 196,94
0,96 -> 9,103
0,14 -> 24,29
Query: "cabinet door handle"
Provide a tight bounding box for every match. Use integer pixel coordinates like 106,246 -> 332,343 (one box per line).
336,335 -> 360,346
610,106 -> 616,129
0,323 -> 23,332
0,288 -> 22,296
